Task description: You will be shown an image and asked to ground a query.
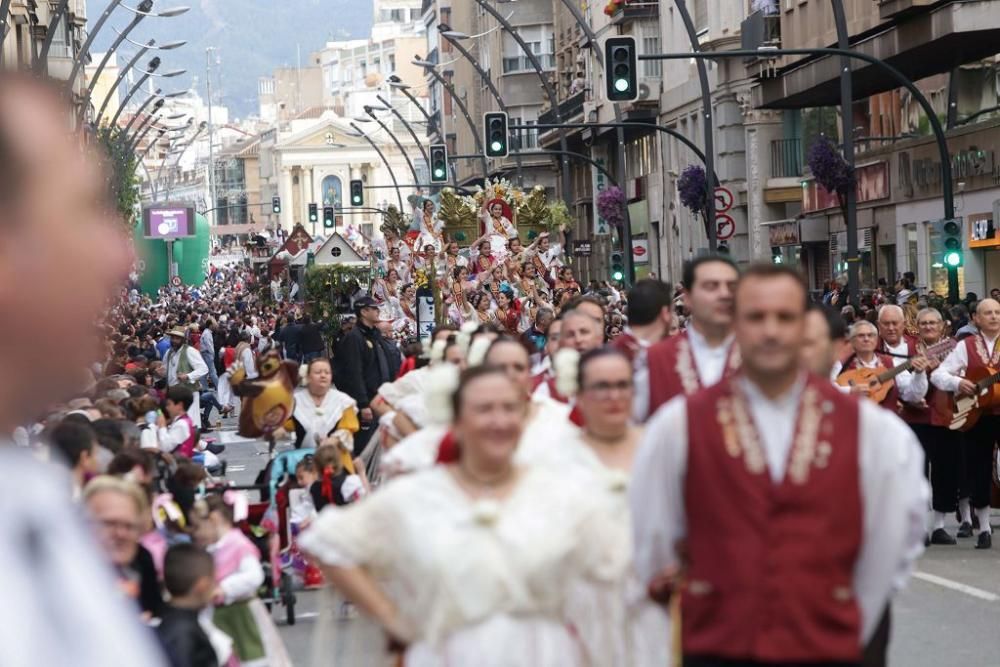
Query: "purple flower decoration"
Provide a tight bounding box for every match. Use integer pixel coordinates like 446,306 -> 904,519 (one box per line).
597,186 -> 626,227
807,135 -> 855,199
677,165 -> 708,215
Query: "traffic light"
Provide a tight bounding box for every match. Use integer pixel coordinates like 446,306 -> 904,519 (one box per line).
484,111 -> 509,158
604,36 -> 638,102
271,196 -> 281,214
308,203 -> 318,224
430,143 -> 449,183
610,251 -> 625,282
349,179 -> 364,207
939,217 -> 964,268
323,206 -> 335,229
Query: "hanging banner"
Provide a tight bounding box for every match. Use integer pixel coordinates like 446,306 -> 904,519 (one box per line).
593,157 -> 610,236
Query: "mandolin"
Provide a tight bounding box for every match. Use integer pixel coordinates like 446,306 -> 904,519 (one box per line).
837,339 -> 956,403
932,365 -> 1000,431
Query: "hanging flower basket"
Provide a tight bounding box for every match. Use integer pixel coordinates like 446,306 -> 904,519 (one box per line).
807,135 -> 855,201
677,165 -> 708,216
597,186 -> 626,227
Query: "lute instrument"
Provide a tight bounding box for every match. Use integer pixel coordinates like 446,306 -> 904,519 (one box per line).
932,364 -> 1000,431
836,339 -> 956,403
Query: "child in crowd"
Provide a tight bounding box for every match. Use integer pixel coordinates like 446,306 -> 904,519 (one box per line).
309,443 -> 367,512
156,543 -> 227,667
156,386 -> 198,458
191,494 -> 289,667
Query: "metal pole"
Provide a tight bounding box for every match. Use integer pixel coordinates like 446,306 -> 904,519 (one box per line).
126,110 -> 163,152
65,0 -> 129,90
367,112 -> 420,185
35,0 -> 71,74
376,94 -> 429,167
832,0 -> 860,307
136,127 -> 166,160
94,48 -> 155,124
350,122 -> 405,211
440,31 -> 524,186
420,66 -> 489,182
639,49 -> 954,222
78,12 -> 147,119
470,0 -> 570,202
206,47 -> 217,226
121,93 -> 161,136
675,0 -> 716,252
106,69 -> 154,128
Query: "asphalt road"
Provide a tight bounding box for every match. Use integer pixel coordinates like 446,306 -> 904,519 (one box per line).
211,425 -> 1000,666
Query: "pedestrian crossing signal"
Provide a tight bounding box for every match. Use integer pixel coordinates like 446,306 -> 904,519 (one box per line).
323,206 -> 335,229
350,180 -> 364,207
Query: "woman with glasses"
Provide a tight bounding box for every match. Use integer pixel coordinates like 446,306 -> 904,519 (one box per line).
301,365 -> 626,666
552,348 -> 671,667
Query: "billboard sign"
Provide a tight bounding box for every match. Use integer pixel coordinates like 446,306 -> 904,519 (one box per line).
143,204 -> 196,240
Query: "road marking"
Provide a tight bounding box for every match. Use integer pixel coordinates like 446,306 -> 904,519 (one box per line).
913,571 -> 999,602
226,465 -> 246,472
295,612 -> 320,619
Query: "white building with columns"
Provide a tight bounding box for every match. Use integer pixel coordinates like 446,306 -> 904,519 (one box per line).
267,109 -> 422,241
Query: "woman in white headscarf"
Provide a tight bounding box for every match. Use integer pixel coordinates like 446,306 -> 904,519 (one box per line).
291,358 -> 359,452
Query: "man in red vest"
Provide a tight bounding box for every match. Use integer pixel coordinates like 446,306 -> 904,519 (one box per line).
631,263 -> 928,667
876,304 -> 917,361
931,297 -> 1000,549
639,255 -> 740,421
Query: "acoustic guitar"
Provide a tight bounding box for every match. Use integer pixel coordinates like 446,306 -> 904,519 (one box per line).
837,339 -> 956,403
932,365 -> 1000,431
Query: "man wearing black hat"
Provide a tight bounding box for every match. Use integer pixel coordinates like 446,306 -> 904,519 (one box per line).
333,296 -> 401,454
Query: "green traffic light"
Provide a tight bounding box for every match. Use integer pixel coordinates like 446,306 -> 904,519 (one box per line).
614,78 -> 630,93
491,141 -> 503,152
944,251 -> 962,267
612,270 -> 624,281
434,168 -> 445,178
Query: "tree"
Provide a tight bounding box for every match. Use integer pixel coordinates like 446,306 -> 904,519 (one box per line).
96,126 -> 140,230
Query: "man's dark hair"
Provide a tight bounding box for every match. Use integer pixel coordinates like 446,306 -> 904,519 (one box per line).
165,385 -> 194,411
626,279 -> 673,326
48,420 -> 97,468
736,263 -> 809,307
163,543 -> 215,598
681,254 -> 739,291
808,303 -> 848,341
91,418 -> 125,455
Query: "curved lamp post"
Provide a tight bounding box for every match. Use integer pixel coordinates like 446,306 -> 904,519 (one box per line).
361,107 -> 420,185
81,35 -> 186,122
103,61 -> 186,128
439,23 -> 524,186
348,123 -> 405,211
374,94 -> 429,168
387,75 -> 439,138
412,56 -> 489,182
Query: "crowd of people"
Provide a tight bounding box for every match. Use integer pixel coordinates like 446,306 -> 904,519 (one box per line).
4,70 -> 997,667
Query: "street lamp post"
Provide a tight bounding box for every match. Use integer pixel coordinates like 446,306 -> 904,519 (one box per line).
127,111 -> 187,152
412,58 -> 489,183
387,75 -> 438,136
362,107 -> 420,185
641,47 -> 956,299
79,6 -> 150,112
467,0 -> 570,201
374,94 -> 429,168
348,123 -> 405,211
104,62 -> 185,128
831,0 -> 860,308
438,24 -> 524,187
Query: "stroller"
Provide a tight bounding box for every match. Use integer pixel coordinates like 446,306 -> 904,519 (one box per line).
223,448 -> 317,626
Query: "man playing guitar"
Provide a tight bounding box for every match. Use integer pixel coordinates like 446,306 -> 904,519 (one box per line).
930,298 -> 1000,549
833,320 -> 929,407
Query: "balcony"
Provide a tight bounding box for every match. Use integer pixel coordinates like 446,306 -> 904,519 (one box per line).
740,10 -> 781,54
502,53 -> 556,75
877,0 -> 936,20
770,138 -> 803,178
609,0 -> 659,25
538,90 -> 585,125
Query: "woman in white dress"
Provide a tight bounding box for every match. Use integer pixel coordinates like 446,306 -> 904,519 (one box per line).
300,366 -> 628,666
546,348 -> 672,667
479,198 -> 518,264
290,358 -> 359,451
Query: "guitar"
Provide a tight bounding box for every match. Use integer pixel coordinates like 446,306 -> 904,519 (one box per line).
837,339 -> 957,403
933,365 -> 1000,431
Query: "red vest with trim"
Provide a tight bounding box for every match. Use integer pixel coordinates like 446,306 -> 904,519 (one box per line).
175,414 -> 198,458
962,335 -> 1000,415
682,375 -> 863,663
611,330 -> 642,364
646,331 -> 739,417
897,338 -> 947,426
838,352 -> 899,411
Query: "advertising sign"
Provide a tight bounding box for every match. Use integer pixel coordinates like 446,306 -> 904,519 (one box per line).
143,205 -> 196,239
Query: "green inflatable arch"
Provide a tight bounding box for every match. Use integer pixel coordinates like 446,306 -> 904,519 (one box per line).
133,212 -> 210,294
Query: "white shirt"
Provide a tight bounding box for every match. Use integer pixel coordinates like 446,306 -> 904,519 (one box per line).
831,352 -> 928,404
239,346 -> 258,379
931,332 -> 998,393
630,377 -> 928,644
157,415 -> 193,454
164,344 -> 208,387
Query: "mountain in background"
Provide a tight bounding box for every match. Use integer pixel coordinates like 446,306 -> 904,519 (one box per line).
93,0 -> 373,118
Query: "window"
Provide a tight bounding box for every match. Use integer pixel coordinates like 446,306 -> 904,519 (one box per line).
637,19 -> 662,78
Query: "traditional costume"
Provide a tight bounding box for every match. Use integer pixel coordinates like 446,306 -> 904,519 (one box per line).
291,386 -> 359,450
480,199 -> 518,264
631,373 -> 928,666
164,333 -> 209,428
300,466 -> 628,667
209,528 -> 268,666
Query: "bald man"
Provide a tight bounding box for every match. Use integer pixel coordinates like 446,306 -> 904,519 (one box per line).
931,298 -> 1000,549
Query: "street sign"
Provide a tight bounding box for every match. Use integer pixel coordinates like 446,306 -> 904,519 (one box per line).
632,239 -> 649,264
714,187 -> 734,213
170,275 -> 182,287
716,214 -> 735,241
573,240 -> 593,257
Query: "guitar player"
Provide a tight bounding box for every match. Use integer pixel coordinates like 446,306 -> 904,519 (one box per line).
832,319 -> 930,408
930,297 -> 1000,549
898,307 -> 961,546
